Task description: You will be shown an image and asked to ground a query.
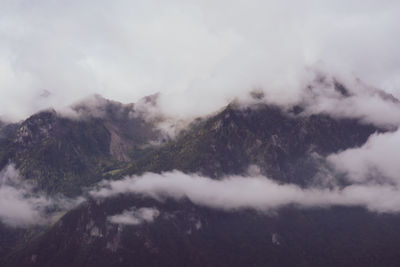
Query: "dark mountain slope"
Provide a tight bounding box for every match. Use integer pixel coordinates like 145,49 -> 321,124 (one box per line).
0,100 -> 379,196
2,99 -> 391,267
129,103 -> 378,185
2,91 -> 396,267
6,195 -> 400,267
0,99 -> 162,196
0,122 -> 18,164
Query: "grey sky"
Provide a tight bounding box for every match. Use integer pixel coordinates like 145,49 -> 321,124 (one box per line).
1,0 -> 400,120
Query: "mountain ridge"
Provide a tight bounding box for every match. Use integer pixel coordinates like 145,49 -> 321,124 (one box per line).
0,91 -> 396,267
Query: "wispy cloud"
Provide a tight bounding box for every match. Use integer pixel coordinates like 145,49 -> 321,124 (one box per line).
108,207 -> 160,225
0,164 -> 83,227
90,170 -> 400,214
328,129 -> 400,184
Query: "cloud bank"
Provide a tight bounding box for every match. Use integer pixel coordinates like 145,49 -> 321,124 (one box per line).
299,76 -> 400,128
90,170 -> 400,214
0,164 -> 83,227
1,0 -> 400,120
329,129 -> 400,184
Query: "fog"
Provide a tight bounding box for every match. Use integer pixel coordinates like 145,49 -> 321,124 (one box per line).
2,0 -> 400,223
329,129 -> 400,184
108,207 -> 160,225
1,0 -> 400,121
90,170 -> 400,214
0,164 -> 83,227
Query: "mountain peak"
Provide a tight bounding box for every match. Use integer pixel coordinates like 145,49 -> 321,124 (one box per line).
14,109 -> 58,146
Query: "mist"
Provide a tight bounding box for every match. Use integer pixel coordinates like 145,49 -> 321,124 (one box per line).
0,164 -> 83,227
90,170 -> 400,214
2,0 -> 400,221
328,129 -> 400,184
108,207 -> 160,225
1,0 -> 400,121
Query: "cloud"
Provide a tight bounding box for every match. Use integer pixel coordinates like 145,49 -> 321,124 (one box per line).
328,129 -> 400,184
108,207 -> 160,225
2,0 -> 400,220
1,1 -> 400,121
0,164 -> 83,227
90,170 -> 400,214
298,75 -> 400,128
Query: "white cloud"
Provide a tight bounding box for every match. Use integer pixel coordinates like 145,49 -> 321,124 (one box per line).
300,76 -> 400,128
1,1 -> 400,121
0,164 -> 83,227
0,164 -> 50,227
108,207 -> 160,225
328,129 -> 400,184
2,0 -> 400,219
90,170 -> 400,214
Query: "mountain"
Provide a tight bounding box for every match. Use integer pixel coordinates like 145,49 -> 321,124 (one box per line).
6,197 -> 400,267
0,99 -> 378,195
0,96 -> 163,196
0,92 -> 397,266
125,103 -> 378,184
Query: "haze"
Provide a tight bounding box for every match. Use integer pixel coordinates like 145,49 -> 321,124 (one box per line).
1,0 -> 400,120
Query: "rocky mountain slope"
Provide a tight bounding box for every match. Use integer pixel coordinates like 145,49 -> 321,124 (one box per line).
0,97 -> 162,196
0,92 -> 397,266
126,103 -> 378,184
7,196 -> 400,267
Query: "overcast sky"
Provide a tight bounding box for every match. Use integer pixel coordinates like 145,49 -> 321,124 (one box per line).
1,0 -> 400,120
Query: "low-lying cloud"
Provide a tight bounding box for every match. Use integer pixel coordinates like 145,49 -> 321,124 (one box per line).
328,129 -> 400,184
108,207 -> 160,225
299,76 -> 400,128
0,164 -> 83,227
90,170 -> 400,214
